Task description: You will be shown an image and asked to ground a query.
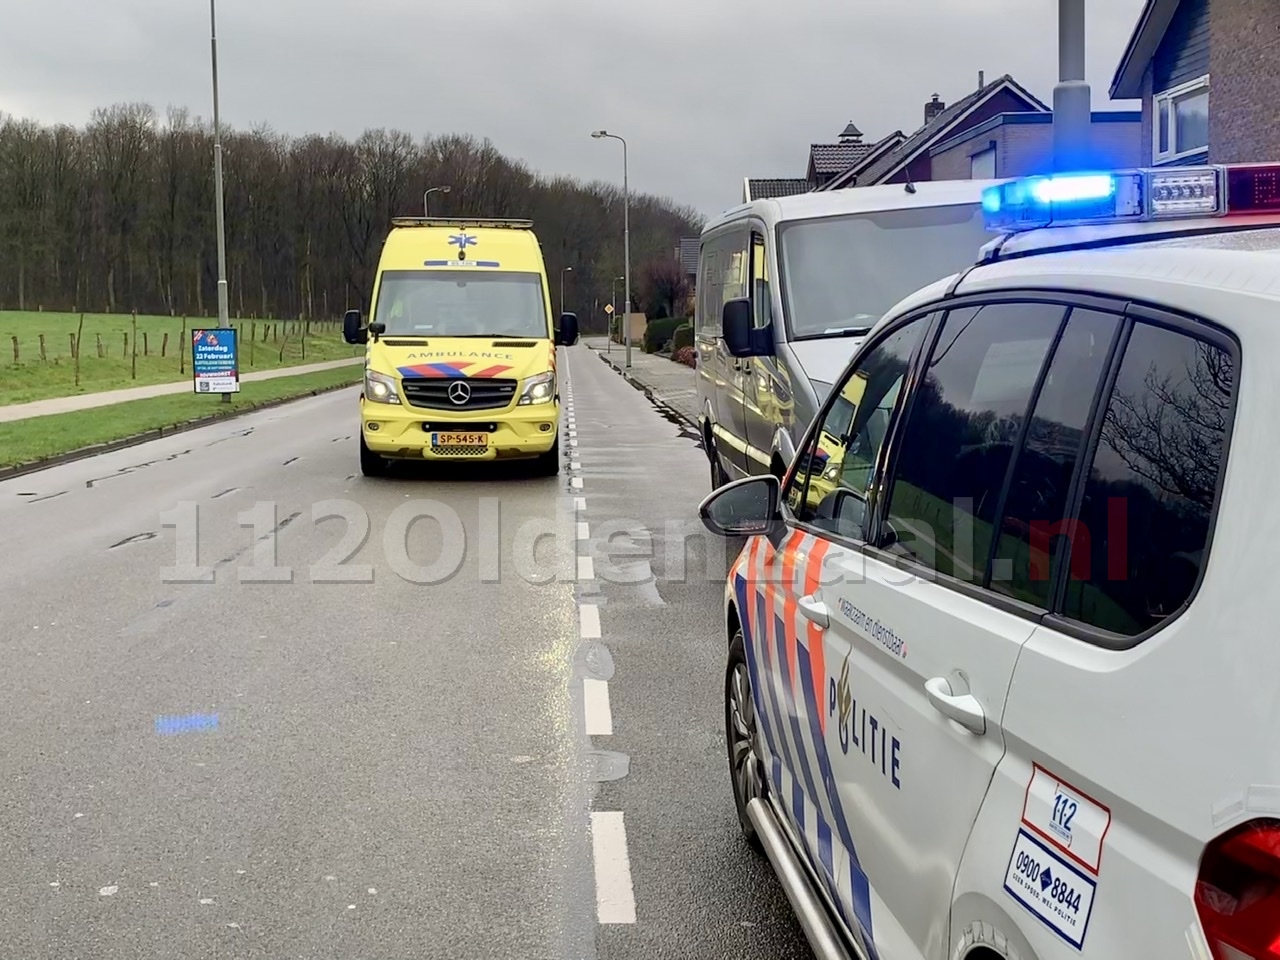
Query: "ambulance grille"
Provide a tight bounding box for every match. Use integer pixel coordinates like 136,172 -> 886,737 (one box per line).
401,378 -> 517,411
430,445 -> 490,458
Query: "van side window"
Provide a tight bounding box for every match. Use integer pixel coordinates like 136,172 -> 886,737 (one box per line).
697,229 -> 750,337
1061,322 -> 1234,636
989,309 -> 1122,608
880,303 -> 1066,583
787,317 -> 930,541
751,235 -> 772,330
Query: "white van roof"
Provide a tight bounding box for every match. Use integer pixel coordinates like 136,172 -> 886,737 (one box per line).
704,178 -> 1006,235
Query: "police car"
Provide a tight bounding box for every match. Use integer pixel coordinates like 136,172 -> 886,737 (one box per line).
699,163 -> 1280,960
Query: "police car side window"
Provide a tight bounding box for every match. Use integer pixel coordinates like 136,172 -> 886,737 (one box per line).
787,317 -> 929,541
989,309 -> 1123,608
880,302 -> 1067,583
1061,322 -> 1234,636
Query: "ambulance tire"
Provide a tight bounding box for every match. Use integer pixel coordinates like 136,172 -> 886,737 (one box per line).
532,434 -> 560,476
359,434 -> 389,477
725,626 -> 765,853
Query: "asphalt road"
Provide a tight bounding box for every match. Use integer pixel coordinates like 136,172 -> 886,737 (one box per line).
0,345 -> 810,960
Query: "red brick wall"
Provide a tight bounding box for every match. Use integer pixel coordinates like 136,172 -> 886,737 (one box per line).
1210,0 -> 1280,162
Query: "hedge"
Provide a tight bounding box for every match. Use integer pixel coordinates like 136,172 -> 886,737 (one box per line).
642,317 -> 687,354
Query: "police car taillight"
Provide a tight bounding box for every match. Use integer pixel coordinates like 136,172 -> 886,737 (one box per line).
1195,819 -> 1280,959
982,163 -> 1280,232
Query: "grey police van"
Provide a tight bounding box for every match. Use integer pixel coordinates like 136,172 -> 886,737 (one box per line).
695,179 -> 1001,487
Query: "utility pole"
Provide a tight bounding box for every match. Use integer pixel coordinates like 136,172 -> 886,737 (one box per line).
1054,0 -> 1091,172
592,131 -> 632,369
210,0 -> 231,402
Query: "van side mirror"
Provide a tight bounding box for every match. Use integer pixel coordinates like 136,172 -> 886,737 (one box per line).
368,321 -> 386,340
722,298 -> 772,358
556,312 -> 579,346
343,310 -> 367,345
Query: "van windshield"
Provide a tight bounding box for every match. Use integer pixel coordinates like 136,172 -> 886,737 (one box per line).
372,270 -> 549,338
778,204 -> 988,340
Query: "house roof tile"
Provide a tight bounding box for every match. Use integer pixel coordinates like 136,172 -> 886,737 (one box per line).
746,178 -> 812,200
809,142 -> 873,175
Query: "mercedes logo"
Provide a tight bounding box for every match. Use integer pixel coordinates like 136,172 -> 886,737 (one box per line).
447,381 -> 472,405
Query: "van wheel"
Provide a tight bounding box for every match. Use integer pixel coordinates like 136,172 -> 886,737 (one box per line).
532,434 -> 561,476
726,626 -> 765,852
359,434 -> 389,477
707,435 -> 730,489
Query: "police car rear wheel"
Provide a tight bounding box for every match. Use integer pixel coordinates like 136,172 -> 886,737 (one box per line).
726,628 -> 764,851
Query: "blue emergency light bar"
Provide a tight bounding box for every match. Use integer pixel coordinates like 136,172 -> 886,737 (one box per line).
981,164 -> 1280,232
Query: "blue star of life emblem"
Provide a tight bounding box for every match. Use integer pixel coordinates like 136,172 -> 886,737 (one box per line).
448,234 -> 478,249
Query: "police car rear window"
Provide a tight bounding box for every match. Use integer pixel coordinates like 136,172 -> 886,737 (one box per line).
1060,323 -> 1233,636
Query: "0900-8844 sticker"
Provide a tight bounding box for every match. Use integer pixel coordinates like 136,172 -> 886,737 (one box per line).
1003,828 -> 1097,950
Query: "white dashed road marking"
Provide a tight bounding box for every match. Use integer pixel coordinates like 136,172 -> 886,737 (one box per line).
590,812 -> 637,924
580,603 -> 601,639
583,678 -> 614,736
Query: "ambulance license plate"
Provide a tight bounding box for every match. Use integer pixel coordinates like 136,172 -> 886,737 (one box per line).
431,432 -> 488,448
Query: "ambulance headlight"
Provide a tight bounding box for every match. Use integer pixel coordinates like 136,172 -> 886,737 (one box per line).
518,371 -> 556,406
823,464 -> 841,481
364,369 -> 401,404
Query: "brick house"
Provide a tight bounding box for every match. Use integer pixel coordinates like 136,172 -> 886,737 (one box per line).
1111,0 -> 1280,167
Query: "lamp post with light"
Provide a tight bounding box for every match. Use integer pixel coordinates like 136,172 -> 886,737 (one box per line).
1054,0 -> 1090,172
592,130 -> 631,369
560,266 -> 574,316
424,185 -> 451,216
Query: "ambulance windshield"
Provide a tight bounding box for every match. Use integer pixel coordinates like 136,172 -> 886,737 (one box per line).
373,270 -> 549,339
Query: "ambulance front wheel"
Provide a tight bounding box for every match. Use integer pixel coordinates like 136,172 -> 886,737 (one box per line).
360,433 -> 389,477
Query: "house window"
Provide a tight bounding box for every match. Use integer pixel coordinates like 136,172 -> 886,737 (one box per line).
1154,75 -> 1209,164
970,146 -> 997,180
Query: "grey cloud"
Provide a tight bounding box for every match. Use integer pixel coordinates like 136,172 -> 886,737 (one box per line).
3,0 -> 1147,218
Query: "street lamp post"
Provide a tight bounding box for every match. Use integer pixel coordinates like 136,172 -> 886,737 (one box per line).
560,266 -> 574,317
592,130 -> 631,370
1054,0 -> 1091,172
209,0 -> 230,403
424,185 -> 451,216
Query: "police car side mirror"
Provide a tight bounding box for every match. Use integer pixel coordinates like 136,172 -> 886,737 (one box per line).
343,310 -> 367,345
698,475 -> 785,540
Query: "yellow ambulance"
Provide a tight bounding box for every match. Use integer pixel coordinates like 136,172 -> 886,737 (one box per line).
343,217 -> 578,477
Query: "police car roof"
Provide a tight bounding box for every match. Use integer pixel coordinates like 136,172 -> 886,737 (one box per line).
706,178 -> 1004,232
883,223 -> 1280,337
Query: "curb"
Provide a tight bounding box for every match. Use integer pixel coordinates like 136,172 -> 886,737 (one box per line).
0,378 -> 361,482
586,346 -> 702,440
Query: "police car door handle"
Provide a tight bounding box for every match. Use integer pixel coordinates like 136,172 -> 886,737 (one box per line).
924,677 -> 986,735
798,595 -> 829,630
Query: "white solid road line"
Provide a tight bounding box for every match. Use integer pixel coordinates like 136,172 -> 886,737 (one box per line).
590,812 -> 637,924
583,678 -> 614,736
579,603 -> 601,639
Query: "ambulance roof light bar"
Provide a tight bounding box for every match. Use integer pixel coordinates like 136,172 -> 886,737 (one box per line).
390,217 -> 535,230
981,163 -> 1280,233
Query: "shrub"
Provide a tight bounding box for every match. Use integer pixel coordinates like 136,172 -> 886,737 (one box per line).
672,346 -> 696,367
643,316 -> 685,354
671,322 -> 694,352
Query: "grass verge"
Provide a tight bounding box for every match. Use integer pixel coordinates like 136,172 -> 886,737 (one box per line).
0,366 -> 361,470
0,310 -> 361,405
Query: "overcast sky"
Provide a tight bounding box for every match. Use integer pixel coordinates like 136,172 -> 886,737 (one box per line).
2,0 -> 1146,219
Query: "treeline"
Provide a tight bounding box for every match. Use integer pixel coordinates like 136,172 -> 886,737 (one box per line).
0,104 -> 704,330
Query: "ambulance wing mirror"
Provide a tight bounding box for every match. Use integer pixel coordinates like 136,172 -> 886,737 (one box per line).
698,475 -> 785,544
343,310 -> 367,345
556,312 -> 579,346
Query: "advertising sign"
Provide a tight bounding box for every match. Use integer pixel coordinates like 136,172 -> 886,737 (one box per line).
192,328 -> 240,394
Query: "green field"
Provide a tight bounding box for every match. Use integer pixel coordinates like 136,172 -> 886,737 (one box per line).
0,365 -> 362,469
0,311 -> 362,406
